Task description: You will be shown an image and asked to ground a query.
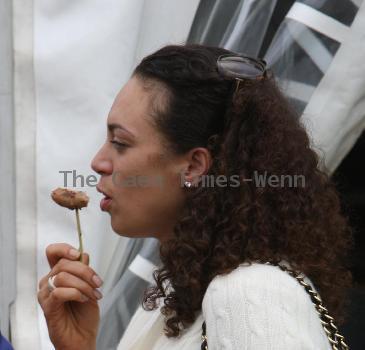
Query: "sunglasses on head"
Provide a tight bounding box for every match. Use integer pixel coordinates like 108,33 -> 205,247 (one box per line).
217,54 -> 270,92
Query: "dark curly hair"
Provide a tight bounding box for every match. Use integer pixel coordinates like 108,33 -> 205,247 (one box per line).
133,44 -> 354,337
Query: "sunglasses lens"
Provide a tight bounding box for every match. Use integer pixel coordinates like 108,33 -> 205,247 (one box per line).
218,56 -> 266,79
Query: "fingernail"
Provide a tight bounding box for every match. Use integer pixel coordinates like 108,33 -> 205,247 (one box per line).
93,289 -> 103,300
92,274 -> 103,287
81,295 -> 89,302
69,248 -> 80,258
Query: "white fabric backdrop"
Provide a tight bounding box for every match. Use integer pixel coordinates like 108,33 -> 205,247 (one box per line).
11,0 -> 40,348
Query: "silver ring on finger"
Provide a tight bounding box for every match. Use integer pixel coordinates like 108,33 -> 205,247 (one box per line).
47,275 -> 57,292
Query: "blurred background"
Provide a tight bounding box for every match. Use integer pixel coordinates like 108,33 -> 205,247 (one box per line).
0,0 -> 364,349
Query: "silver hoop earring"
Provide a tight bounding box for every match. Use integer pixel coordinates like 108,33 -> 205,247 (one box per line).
184,181 -> 192,188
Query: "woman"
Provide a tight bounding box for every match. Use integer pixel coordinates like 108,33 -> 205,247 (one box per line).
37,44 -> 353,349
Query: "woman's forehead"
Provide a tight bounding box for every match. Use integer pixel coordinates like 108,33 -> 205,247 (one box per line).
107,78 -> 155,135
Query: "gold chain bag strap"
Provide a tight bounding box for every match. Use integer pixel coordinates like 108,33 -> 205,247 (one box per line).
201,261 -> 349,350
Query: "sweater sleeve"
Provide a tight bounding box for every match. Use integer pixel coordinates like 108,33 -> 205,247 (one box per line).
201,263 -> 331,350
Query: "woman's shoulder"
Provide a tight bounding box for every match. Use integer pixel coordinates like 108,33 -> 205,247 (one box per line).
202,260 -> 316,312
201,262 -> 331,348
206,261 -> 302,288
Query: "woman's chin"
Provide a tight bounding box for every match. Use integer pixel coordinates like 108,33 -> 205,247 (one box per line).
110,219 -> 132,237
110,220 -> 153,239
110,217 -> 123,235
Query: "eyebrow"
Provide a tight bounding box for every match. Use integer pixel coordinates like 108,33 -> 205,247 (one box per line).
107,123 -> 135,138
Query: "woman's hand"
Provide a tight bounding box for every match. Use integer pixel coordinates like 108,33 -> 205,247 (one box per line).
38,243 -> 103,350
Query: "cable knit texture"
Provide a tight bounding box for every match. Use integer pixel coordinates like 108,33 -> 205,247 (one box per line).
117,262 -> 332,349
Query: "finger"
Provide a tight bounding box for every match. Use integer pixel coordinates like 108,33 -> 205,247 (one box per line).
39,251 -> 90,290
37,285 -> 50,308
46,243 -> 81,268
38,275 -> 49,290
51,258 -> 103,289
81,252 -> 89,266
49,287 -> 90,305
53,271 -> 102,301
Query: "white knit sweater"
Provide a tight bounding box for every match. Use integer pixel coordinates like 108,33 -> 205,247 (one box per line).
117,262 -> 332,349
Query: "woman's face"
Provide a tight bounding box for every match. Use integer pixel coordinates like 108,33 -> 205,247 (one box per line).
91,76 -> 188,242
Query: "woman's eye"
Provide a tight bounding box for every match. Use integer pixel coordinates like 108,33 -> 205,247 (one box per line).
110,140 -> 128,151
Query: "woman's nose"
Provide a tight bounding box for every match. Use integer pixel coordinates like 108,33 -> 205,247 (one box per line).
91,145 -> 113,175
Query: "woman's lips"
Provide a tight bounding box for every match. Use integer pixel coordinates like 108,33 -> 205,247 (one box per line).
97,185 -> 112,211
100,196 -> 112,211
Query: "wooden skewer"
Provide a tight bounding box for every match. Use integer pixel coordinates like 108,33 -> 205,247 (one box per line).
75,208 -> 84,262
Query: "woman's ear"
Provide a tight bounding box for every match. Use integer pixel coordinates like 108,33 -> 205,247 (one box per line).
183,147 -> 212,185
